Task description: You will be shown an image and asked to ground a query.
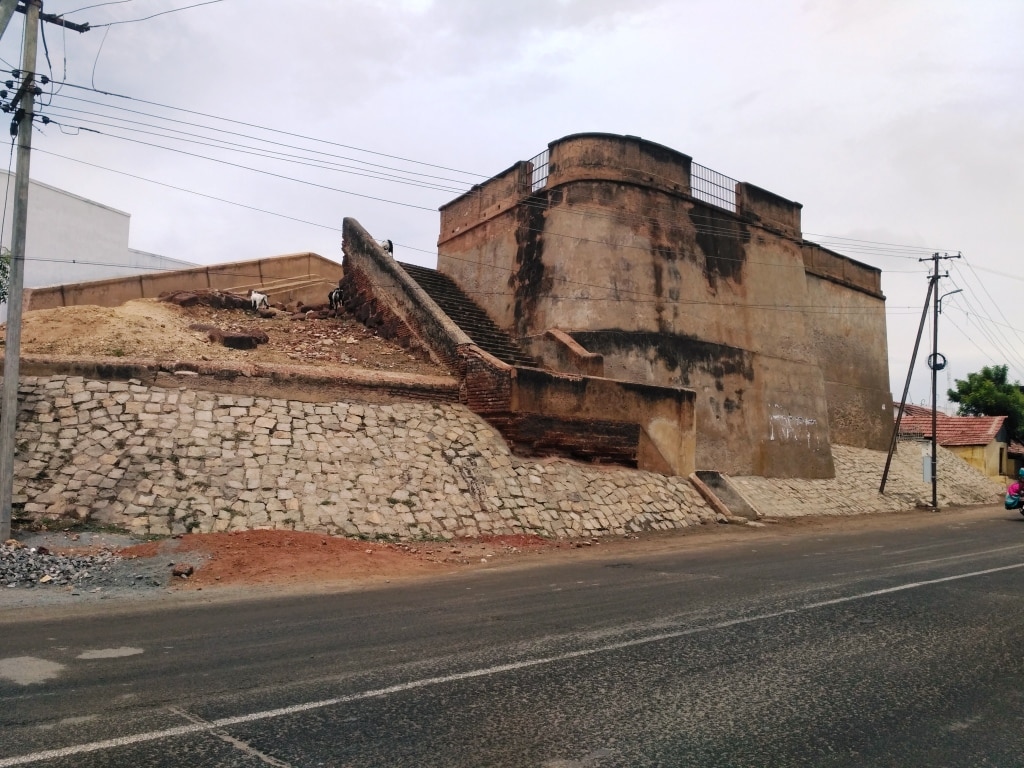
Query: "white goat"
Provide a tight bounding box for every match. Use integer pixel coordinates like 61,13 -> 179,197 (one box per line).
379,238 -> 393,255
250,290 -> 270,311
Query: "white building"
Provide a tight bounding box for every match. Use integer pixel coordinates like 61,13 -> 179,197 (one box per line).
0,172 -> 193,318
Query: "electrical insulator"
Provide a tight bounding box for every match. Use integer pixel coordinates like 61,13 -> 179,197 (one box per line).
0,91 -> 7,98
1,105 -> 9,113
4,82 -> 11,89
40,116 -> 49,124
11,70 -> 19,78
40,76 -> 48,85
32,87 -> 41,96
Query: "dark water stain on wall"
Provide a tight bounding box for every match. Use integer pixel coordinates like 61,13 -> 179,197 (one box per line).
571,329 -> 754,387
691,204 -> 750,289
510,194 -> 551,336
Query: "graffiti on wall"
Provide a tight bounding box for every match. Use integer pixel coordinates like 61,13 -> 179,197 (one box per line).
768,403 -> 820,448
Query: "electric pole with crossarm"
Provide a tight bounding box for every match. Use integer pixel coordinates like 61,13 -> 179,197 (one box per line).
0,0 -> 89,541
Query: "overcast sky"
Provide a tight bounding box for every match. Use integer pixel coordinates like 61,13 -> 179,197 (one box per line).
0,0 -> 1021,411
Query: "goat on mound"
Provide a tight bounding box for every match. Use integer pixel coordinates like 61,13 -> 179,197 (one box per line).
250,290 -> 270,311
328,279 -> 344,311
379,238 -> 393,255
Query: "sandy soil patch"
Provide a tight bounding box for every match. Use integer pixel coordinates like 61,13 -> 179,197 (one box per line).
3,297 -> 447,377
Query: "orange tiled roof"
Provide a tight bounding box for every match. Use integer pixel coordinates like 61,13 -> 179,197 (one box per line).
897,405 -> 1007,447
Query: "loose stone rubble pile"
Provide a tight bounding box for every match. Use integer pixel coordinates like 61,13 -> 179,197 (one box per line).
2,539 -> 122,589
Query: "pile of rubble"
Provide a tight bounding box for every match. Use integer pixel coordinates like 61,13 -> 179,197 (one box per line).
2,539 -> 123,589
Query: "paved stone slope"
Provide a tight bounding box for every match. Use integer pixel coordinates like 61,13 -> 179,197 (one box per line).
12,374 -> 1004,542
15,375 -> 715,539
730,443 -> 1004,517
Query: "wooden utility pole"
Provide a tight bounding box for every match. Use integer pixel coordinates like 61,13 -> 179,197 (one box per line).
0,0 -> 39,542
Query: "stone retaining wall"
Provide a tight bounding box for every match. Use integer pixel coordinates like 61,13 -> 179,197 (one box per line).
13,375 -> 715,539
9,374 -> 1005,541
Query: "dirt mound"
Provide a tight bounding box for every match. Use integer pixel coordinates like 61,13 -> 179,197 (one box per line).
1,297 -> 447,377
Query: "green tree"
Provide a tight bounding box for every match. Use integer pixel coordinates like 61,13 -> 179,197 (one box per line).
947,364 -> 1024,442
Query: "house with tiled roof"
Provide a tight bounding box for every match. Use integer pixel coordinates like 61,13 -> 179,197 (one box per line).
897,404 -> 1012,479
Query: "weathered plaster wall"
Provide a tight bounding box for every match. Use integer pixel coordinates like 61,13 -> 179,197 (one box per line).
801,243 -> 892,450
457,338 -> 696,476
948,442 -> 1006,479
436,133 -> 841,478
24,252 -> 341,311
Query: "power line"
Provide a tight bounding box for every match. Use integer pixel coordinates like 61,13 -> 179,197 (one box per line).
47,92 -> 477,185
33,147 -> 347,233
39,125 -> 899,273
25,113 -> 868,267
39,123 -> 441,211
41,111 -> 469,193
64,1 -> 136,15
90,0 -> 225,27
25,147 -> 932,322
41,74 -> 492,178
15,75 -> 954,268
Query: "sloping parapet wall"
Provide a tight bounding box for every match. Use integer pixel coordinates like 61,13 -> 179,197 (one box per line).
23,252 -> 342,310
340,217 -> 471,370
460,347 -> 696,476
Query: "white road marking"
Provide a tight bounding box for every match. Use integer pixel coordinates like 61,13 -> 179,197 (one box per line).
2,561 -> 1023,767
168,707 -> 294,767
881,544 -> 1024,571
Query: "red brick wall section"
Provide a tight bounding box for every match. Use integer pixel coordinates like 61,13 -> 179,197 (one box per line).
341,218 -> 471,374
459,346 -> 514,413
457,346 -> 647,468
488,414 -> 639,466
338,265 -> 435,364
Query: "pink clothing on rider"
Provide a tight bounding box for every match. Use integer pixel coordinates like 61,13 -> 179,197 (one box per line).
1009,481 -> 1023,497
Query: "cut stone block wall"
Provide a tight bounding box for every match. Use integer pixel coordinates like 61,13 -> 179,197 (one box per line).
11,374 -> 716,539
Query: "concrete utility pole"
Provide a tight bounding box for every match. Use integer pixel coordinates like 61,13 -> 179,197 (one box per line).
924,251 -> 962,510
0,4 -> 88,541
880,278 -> 934,494
0,0 -> 39,542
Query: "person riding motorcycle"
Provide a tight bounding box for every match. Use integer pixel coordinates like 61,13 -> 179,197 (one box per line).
1006,468 -> 1024,511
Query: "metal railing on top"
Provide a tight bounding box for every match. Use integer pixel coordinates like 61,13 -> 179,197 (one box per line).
522,148 -> 737,213
691,162 -> 738,213
526,148 -> 549,192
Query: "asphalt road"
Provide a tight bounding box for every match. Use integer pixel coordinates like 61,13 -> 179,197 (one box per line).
2,507 -> 1024,767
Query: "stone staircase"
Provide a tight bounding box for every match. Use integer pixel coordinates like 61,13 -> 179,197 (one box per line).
399,262 -> 538,368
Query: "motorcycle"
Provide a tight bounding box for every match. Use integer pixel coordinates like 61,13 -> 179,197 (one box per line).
1005,469 -> 1024,515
